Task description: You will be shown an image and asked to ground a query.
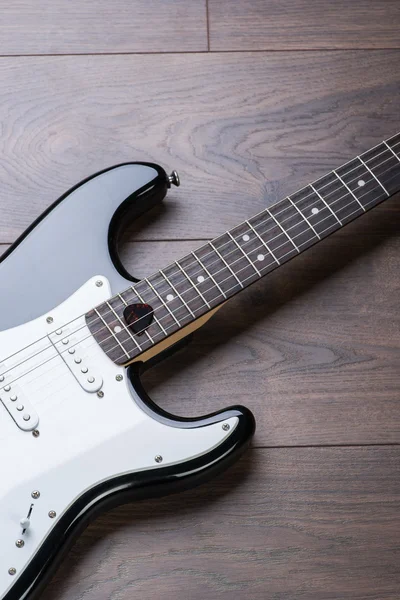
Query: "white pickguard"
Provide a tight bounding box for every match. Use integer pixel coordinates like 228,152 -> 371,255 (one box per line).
0,277 -> 237,599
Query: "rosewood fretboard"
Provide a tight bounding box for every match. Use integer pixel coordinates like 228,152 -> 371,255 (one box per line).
86,133 -> 400,365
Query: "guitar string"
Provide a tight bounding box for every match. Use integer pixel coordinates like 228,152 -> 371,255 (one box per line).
1,163 -> 397,391
5,181 -> 391,395
0,143 -> 398,385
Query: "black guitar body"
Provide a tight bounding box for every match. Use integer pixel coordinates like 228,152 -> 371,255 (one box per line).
0,164 -> 255,600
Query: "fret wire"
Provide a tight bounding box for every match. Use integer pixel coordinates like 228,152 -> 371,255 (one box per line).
245,220 -> 280,265
287,196 -> 320,240
209,241 -> 244,289
174,261 -> 211,309
266,208 -> 300,253
145,278 -> 180,327
94,308 -> 131,358
357,156 -> 389,196
159,269 -> 195,318
131,286 -> 167,336
118,293 -> 155,344
106,301 -> 142,351
384,141 -> 400,164
192,251 -> 227,299
309,183 -> 342,225
332,170 -> 365,212
227,231 -> 261,276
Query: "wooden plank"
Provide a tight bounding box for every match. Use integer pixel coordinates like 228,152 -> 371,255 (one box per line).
41,447 -> 400,600
0,51 -> 398,242
209,0 -> 400,50
2,209 -> 398,448
0,1 -> 207,54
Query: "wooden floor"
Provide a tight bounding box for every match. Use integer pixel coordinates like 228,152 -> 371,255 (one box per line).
1,2 -> 399,598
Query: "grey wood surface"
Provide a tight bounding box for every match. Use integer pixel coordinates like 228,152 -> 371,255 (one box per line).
41,447 -> 400,600
0,1 -> 399,598
209,0 -> 400,50
0,1 -> 208,54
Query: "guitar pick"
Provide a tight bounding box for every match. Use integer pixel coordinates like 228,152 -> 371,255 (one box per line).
123,303 -> 154,336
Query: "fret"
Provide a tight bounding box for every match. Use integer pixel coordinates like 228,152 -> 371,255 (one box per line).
227,231 -> 261,277
269,198 -> 317,252
192,244 -> 242,299
118,292 -> 155,344
357,150 -> 389,196
105,299 -> 143,353
148,271 -> 193,327
332,169 -> 365,212
96,300 -> 144,358
248,211 -> 298,264
310,183 -> 342,225
287,195 -> 320,240
336,158 -> 384,212
209,241 -> 243,289
289,186 -> 340,240
266,206 -> 300,253
384,141 -> 400,164
245,219 -> 281,265
174,259 -> 212,309
133,280 -> 174,338
313,172 -> 363,225
127,286 -> 167,341
159,268 -> 196,318
192,251 -> 227,300
211,233 -> 260,289
94,307 -> 131,360
162,263 -> 208,317
361,141 -> 400,196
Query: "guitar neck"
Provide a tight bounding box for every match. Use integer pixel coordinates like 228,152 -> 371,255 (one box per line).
87,133 -> 400,365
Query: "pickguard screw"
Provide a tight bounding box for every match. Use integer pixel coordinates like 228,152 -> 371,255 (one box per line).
8,568 -> 16,576
222,423 -> 230,431
155,455 -> 163,463
46,316 -> 53,324
97,390 -> 104,398
95,280 -> 103,287
32,430 -> 40,438
15,540 -> 24,549
116,375 -> 123,382
31,490 -> 40,499
48,510 -> 56,519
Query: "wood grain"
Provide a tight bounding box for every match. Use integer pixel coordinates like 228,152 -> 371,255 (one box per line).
0,1 -> 207,54
209,0 -> 400,50
40,446 -> 400,600
0,51 -> 398,242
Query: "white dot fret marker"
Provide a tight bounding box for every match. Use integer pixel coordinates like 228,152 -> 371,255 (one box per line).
257,254 -> 265,262
166,294 -> 174,302
311,207 -> 319,215
358,179 -> 366,187
242,234 -> 250,242
114,325 -> 122,333
197,275 -> 205,283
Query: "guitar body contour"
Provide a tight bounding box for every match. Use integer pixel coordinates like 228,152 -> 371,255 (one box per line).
0,164 -> 255,600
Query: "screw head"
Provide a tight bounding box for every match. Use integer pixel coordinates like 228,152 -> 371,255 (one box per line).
97,390 -> 104,398
154,455 -> 163,463
95,280 -> 103,287
8,568 -> 16,576
15,540 -> 24,548
116,374 -> 123,382
48,510 -> 56,519
46,316 -> 53,324
222,423 -> 230,431
32,430 -> 40,438
31,490 -> 40,499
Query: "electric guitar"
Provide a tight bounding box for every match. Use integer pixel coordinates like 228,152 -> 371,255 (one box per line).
1,133 -> 399,600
